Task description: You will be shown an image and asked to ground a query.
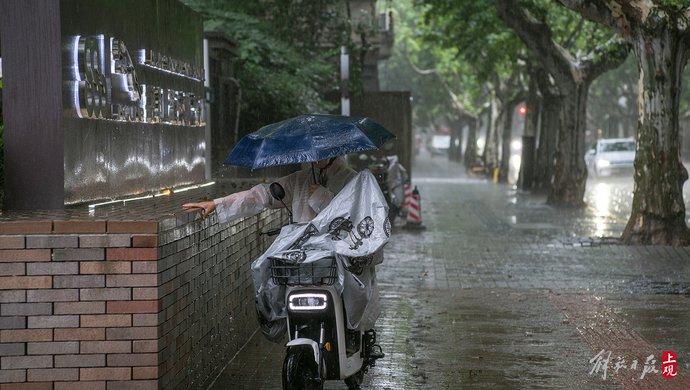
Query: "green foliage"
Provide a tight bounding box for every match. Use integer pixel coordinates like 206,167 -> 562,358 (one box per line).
418,0 -> 521,82
527,0 -> 616,53
587,56 -> 637,137
183,0 -> 344,132
420,0 -> 615,73
379,0 -> 472,128
655,0 -> 690,11
380,0 -> 484,128
417,0 -> 624,137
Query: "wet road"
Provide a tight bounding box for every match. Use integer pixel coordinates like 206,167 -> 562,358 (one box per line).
210,152 -> 690,389
583,167 -> 690,238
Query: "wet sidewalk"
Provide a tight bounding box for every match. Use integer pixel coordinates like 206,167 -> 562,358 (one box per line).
210,153 -> 690,389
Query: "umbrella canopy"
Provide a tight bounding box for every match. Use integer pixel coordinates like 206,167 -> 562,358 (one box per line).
224,114 -> 395,170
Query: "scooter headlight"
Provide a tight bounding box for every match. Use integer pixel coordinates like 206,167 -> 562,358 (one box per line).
288,293 -> 328,311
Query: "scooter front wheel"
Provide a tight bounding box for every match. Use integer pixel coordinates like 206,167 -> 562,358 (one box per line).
282,347 -> 323,390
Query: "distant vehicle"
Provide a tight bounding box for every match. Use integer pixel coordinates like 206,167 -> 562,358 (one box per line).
585,138 -> 636,177
429,134 -> 451,156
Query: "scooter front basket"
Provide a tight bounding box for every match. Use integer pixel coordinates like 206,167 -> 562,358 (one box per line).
269,256 -> 337,286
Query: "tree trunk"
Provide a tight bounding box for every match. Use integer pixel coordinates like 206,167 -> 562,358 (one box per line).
497,0 -> 628,204
534,95 -> 560,192
448,118 -> 464,162
456,122 -> 464,161
448,131 -> 458,161
519,75 -> 540,190
464,118 -> 478,170
547,82 -> 588,207
499,103 -> 515,183
621,31 -> 690,245
482,91 -> 500,173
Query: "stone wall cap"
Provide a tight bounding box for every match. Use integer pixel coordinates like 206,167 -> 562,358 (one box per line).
0,178 -> 268,231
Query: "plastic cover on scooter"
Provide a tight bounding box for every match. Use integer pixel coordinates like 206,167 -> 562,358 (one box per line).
252,170 -> 390,342
386,155 -> 408,209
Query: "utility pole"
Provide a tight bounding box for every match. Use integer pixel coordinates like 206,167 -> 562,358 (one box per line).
203,38 -> 212,181
340,45 -> 350,116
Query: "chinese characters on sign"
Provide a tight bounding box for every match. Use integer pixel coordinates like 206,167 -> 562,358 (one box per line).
63,34 -> 205,126
589,350 -> 678,381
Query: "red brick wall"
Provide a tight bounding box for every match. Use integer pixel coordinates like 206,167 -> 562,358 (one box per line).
0,209 -> 286,389
156,209 -> 286,388
0,220 -> 159,389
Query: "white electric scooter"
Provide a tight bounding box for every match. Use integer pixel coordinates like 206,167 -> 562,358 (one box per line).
263,182 -> 383,390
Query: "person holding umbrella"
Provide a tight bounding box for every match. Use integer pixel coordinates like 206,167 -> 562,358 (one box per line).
182,156 -> 355,223
183,115 -> 393,383
182,114 -> 394,223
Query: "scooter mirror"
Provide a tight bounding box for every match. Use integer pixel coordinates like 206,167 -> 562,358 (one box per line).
269,182 -> 286,201
269,182 -> 293,224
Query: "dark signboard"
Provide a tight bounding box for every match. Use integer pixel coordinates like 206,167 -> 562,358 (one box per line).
1,0 -> 206,209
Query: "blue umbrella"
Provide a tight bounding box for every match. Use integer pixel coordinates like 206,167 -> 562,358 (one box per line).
224,114 -> 395,170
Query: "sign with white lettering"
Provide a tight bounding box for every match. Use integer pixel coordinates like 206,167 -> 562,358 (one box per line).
63,34 -> 205,126
0,0 -> 207,209
59,0 -> 207,204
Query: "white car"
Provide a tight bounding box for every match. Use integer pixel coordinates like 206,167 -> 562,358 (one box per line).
585,138 -> 636,177
429,134 -> 451,155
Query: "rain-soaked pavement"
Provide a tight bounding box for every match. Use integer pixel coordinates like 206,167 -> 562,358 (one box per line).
210,151 -> 690,389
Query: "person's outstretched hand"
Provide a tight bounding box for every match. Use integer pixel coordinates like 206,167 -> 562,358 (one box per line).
182,201 -> 216,218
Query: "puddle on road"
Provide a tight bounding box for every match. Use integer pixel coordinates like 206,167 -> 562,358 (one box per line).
389,289 -> 605,389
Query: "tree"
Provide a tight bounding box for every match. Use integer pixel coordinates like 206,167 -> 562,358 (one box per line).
587,56 -> 638,139
532,63 -> 562,191
382,0 -> 487,170
421,0 -> 630,196
420,0 -> 528,179
521,61 -> 549,190
183,0 -> 345,134
496,0 -> 629,207
557,0 -> 690,244
380,0 -> 461,130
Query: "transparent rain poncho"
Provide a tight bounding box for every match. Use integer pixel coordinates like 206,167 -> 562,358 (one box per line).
250,170 -> 390,341
386,155 -> 408,209
212,159 -> 387,341
214,157 -> 357,224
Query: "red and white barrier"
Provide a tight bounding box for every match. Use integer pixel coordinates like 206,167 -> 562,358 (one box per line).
404,186 -> 425,229
403,183 -> 413,213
